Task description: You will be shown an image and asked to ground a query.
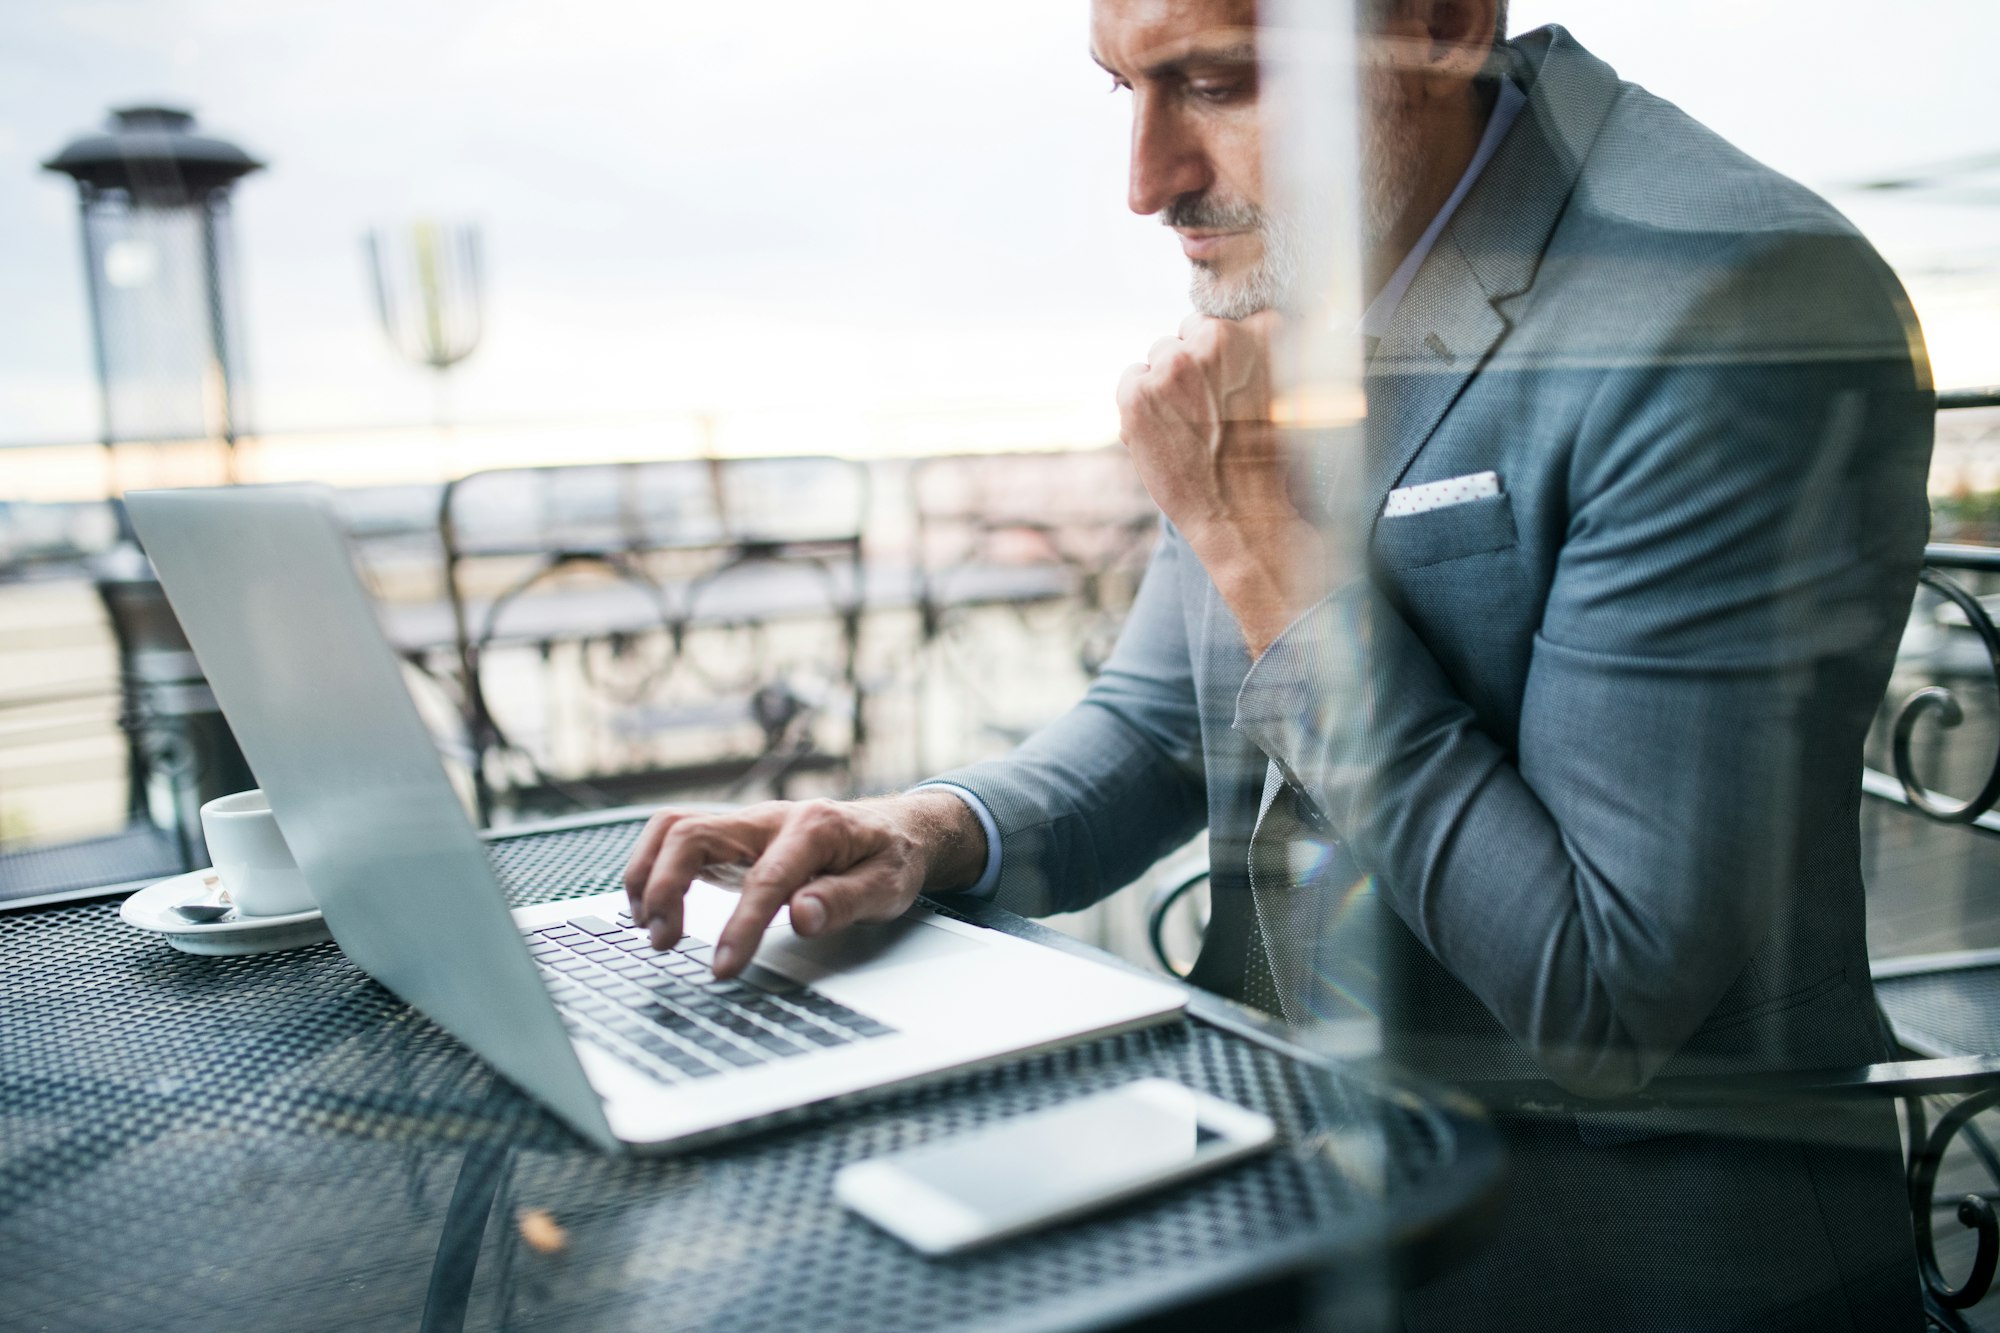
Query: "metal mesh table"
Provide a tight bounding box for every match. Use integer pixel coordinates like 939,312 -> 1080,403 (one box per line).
0,816 -> 1496,1332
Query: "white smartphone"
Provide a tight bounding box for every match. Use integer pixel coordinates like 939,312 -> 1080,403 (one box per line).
834,1078 -> 1278,1255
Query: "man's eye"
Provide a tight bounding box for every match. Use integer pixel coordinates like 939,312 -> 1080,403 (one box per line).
1188,80 -> 1249,104
1108,77 -> 1130,94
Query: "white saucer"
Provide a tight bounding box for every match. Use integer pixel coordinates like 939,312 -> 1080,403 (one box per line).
120,869 -> 332,957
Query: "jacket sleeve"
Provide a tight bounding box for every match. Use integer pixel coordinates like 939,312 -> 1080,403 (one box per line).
1235,237 -> 1934,1096
931,524 -> 1209,917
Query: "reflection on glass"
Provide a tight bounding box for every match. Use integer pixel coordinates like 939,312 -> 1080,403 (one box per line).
1249,1 -> 1938,1328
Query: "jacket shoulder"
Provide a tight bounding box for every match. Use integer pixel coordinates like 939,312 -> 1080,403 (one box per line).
1583,81 -> 1851,244
1516,92 -> 1923,375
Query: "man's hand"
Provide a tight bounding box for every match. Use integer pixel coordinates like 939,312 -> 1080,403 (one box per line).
1117,311 -> 1329,656
620,791 -> 984,978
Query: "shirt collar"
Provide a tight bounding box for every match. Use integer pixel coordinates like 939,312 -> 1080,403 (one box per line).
1360,75 -> 1527,339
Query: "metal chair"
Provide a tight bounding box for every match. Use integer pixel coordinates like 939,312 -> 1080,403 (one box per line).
910,446 -> 1157,671
0,507 -> 197,903
431,458 -> 870,824
905,448 -> 1158,771
92,541 -> 254,869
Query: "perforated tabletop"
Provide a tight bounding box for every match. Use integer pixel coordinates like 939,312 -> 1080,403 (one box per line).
0,815 -> 1497,1332
1877,961 -> 2000,1059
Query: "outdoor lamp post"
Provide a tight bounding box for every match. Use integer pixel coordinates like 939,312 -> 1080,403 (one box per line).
41,106 -> 263,866
42,106 -> 264,484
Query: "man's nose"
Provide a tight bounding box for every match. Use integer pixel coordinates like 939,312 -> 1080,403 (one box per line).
1127,98 -> 1211,216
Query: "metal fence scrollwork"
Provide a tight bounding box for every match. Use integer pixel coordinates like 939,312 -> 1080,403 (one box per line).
1891,561 -> 2000,825
1907,1088 -> 2000,1328
1867,386 -> 2000,1329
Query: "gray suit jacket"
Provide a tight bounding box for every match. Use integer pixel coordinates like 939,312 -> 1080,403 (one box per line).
939,27 -> 1933,1329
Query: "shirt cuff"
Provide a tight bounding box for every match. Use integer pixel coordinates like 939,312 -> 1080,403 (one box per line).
912,782 -> 1002,899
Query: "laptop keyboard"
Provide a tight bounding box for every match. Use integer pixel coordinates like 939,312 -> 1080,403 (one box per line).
524,908 -> 897,1085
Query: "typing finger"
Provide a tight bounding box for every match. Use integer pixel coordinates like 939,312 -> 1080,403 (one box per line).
639,817 -> 759,949
623,809 -> 688,905
713,803 -> 849,977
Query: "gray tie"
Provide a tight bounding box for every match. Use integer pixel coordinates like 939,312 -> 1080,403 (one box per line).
1248,760 -> 1381,1049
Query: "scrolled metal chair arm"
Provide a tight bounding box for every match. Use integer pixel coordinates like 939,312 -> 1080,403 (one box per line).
1145,868 -> 1208,979
1909,1087 -> 2000,1315
1892,566 -> 2000,824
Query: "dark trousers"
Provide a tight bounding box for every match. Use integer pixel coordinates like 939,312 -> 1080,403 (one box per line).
1401,1101 -> 1921,1332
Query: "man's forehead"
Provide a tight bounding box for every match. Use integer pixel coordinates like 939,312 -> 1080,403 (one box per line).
1089,0 -> 1259,75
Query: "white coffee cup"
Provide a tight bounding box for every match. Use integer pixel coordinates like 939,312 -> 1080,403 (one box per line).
199,790 -> 315,917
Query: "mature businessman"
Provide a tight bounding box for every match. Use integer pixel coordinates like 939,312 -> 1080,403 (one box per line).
626,0 -> 1935,1325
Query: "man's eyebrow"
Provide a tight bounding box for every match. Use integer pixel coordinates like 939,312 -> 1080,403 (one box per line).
1093,40 -> 1257,82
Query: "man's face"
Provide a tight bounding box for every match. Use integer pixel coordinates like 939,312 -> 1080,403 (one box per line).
1092,0 -> 1276,319
1093,0 -> 1429,319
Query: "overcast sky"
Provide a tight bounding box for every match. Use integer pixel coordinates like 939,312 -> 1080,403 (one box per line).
2,0 -> 1995,451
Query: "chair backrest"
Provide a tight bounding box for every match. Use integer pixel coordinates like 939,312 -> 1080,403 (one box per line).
439,457 -> 868,563
428,457 -> 872,823
911,447 -> 1153,538
909,447 -> 1157,609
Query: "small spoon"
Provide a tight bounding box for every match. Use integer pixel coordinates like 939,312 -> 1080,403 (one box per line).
174,876 -> 234,924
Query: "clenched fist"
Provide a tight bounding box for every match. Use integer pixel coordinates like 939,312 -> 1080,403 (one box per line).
1116,312 -> 1330,656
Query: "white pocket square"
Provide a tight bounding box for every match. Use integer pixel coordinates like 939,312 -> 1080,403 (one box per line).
1383,470 -> 1501,518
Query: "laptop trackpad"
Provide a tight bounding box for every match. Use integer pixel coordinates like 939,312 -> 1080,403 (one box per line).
757,915 -> 977,982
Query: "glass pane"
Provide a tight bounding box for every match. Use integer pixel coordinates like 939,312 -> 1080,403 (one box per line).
6,4 -> 1996,1330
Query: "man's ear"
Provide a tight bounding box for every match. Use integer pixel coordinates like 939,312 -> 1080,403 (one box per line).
1399,0 -> 1500,89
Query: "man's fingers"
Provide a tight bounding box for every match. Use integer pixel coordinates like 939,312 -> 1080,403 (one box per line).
625,800 -> 916,979
712,804 -> 849,977
1116,362 -> 1148,415
1120,358 -> 1152,416
622,809 -> 683,902
1146,335 -> 1184,371
638,817 -> 761,949
637,822 -> 720,946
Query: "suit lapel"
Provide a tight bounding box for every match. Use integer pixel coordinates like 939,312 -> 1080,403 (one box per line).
1357,25 -> 1624,530
1363,240 -> 1510,527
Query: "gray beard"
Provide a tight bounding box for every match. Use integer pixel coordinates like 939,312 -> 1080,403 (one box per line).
1188,211 -> 1302,321
1185,110 -> 1424,320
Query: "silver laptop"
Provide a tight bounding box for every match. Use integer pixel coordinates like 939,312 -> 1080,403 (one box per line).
125,484 -> 1185,1152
